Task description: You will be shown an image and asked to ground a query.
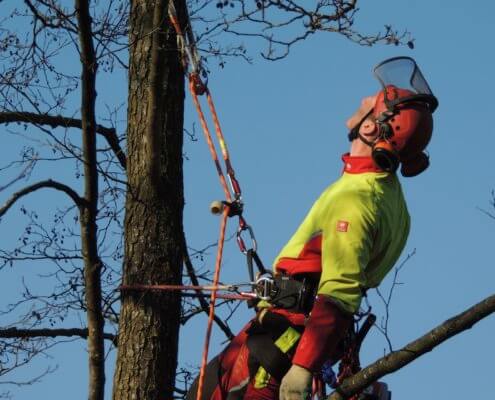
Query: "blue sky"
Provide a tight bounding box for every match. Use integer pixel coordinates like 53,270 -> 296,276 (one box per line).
1,0 -> 495,399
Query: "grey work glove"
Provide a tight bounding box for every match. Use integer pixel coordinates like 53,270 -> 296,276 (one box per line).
279,364 -> 313,400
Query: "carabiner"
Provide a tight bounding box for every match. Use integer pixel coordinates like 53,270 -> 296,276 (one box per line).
236,223 -> 257,254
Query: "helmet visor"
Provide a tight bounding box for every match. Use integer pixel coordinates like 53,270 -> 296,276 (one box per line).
373,57 -> 438,112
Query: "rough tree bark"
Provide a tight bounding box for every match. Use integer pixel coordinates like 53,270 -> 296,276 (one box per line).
112,0 -> 185,399
76,1 -> 106,400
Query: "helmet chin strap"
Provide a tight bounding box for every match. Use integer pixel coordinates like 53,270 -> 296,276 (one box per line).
348,109 -> 379,148
357,132 -> 377,148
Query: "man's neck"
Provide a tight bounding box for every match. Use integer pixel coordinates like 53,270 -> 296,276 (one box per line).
349,139 -> 372,157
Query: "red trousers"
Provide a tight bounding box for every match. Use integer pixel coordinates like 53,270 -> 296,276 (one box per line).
186,307 -> 350,400
186,319 -> 281,400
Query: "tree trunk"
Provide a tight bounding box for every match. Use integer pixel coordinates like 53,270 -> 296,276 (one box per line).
76,1 -> 105,399
112,0 -> 185,399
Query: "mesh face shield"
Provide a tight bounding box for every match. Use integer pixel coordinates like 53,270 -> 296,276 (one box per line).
373,56 -> 438,112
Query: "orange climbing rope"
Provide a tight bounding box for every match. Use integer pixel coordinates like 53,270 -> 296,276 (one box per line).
188,77 -> 233,201
168,3 -> 258,399
196,206 -> 229,400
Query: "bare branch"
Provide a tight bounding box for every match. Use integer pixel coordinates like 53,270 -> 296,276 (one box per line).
0,180 -> 85,218
0,159 -> 36,193
190,0 -> 413,62
0,366 -> 56,388
23,0 -> 78,34
374,249 -> 416,352
476,190 -> 495,220
75,0 -> 105,399
328,293 -> 495,399
0,111 -> 126,169
182,238 -> 235,340
0,327 -> 117,346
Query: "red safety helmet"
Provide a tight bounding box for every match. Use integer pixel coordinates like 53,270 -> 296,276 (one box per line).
349,57 -> 438,177
371,85 -> 435,176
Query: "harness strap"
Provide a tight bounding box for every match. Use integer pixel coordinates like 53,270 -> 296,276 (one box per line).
246,249 -> 266,282
245,311 -> 303,388
251,327 -> 301,388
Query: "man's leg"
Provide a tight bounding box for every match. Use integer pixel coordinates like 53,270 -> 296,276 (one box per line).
185,355 -> 222,400
185,322 -> 253,400
242,377 -> 280,400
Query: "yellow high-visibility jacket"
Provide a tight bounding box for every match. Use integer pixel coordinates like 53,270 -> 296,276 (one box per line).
274,155 -> 410,314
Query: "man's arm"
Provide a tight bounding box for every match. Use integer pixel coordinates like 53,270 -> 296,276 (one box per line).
292,189 -> 377,371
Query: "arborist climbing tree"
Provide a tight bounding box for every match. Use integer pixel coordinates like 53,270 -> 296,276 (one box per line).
184,56 -> 439,400
107,2 -> 443,399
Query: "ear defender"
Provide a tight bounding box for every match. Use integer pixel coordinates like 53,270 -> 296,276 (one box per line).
371,140 -> 400,173
400,152 -> 430,177
371,119 -> 399,172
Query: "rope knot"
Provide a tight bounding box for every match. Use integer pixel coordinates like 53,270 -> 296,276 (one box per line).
189,73 -> 207,96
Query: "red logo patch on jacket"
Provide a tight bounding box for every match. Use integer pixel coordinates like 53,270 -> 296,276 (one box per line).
336,220 -> 349,232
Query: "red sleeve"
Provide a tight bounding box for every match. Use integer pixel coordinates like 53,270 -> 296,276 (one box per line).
291,295 -> 352,372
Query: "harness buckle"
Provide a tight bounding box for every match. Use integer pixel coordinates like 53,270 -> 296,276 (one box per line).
254,273 -> 277,301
